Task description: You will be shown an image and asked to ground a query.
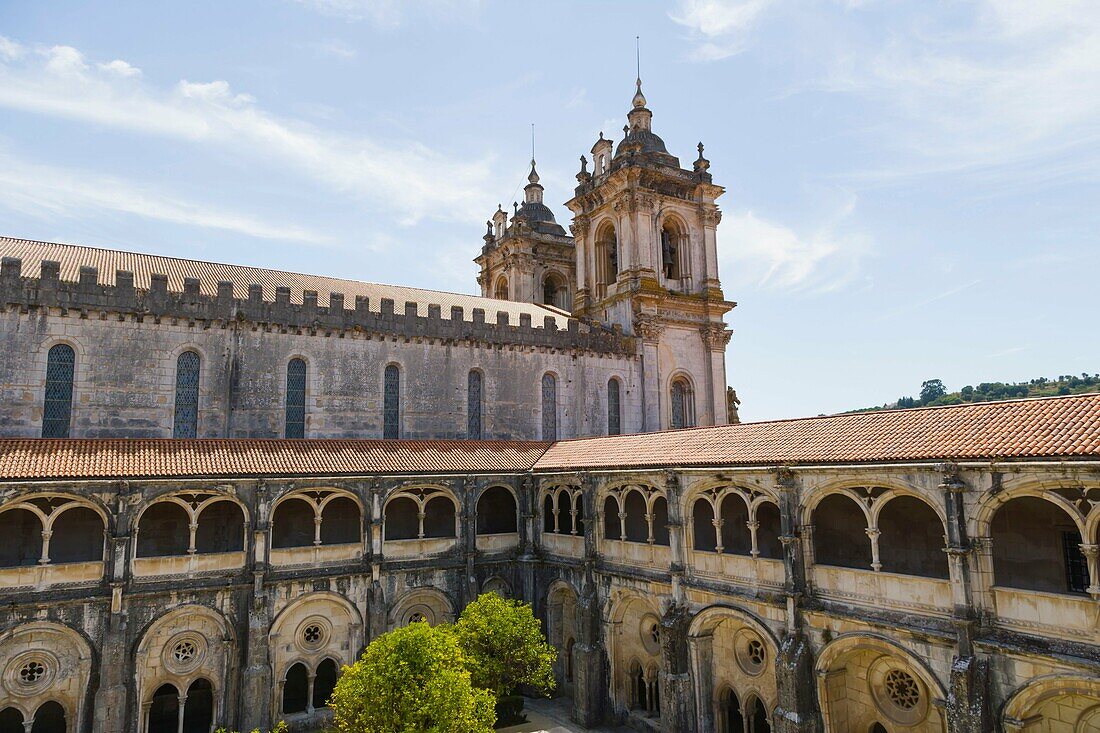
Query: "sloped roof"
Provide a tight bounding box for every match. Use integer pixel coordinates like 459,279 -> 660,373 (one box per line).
1,395 -> 1096,481
0,236 -> 571,327
534,393 -> 1100,471
0,439 -> 552,480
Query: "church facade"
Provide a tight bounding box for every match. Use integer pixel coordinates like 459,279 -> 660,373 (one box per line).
0,79 -> 1098,733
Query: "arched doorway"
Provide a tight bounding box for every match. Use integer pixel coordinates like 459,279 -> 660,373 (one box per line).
719,687 -> 743,733
147,684 -> 179,733
30,702 -> 66,733
313,659 -> 339,709
0,708 -> 23,733
747,696 -> 771,733
282,663 -> 309,714
182,679 -> 213,733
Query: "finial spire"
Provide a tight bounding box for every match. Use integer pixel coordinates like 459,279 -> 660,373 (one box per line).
632,37 -> 647,110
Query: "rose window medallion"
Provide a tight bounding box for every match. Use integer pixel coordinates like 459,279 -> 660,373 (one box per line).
885,669 -> 920,710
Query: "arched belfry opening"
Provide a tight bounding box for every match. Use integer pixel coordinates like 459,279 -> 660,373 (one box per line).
595,222 -> 618,299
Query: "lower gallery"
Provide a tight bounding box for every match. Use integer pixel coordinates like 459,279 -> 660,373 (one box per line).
0,394 -> 1098,733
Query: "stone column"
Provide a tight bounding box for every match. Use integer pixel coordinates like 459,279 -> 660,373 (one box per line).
240,482 -> 273,732
93,486 -> 132,733
633,317 -> 664,432
688,634 -> 715,732
519,475 -> 537,610
658,603 -> 694,733
773,468 -> 823,733
665,470 -> 686,604
572,478 -> 607,728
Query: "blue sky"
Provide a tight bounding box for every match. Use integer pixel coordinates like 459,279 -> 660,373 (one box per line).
0,1 -> 1096,421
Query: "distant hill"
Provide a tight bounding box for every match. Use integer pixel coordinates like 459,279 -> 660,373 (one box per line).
848,374 -> 1100,414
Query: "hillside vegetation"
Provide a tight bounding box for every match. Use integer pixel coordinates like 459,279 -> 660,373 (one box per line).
850,374 -> 1100,413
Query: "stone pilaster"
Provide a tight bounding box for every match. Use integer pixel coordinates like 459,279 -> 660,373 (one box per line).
774,632 -> 822,733
93,485 -> 132,733
658,602 -> 694,733
946,656 -> 993,733
571,582 -> 607,728
240,591 -> 273,732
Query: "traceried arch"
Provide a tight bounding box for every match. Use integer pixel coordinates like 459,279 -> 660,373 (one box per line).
543,486 -> 584,536
607,378 -> 622,435
173,350 -> 201,438
285,357 -> 307,439
136,502 -> 190,557
604,485 -> 668,546
384,488 -> 458,541
42,343 -> 75,438
271,491 -> 362,549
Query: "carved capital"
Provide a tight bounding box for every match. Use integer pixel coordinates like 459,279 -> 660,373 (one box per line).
701,207 -> 722,226
633,314 -> 665,342
700,323 -> 732,350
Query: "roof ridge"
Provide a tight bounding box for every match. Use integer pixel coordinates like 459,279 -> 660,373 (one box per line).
0,235 -> 567,315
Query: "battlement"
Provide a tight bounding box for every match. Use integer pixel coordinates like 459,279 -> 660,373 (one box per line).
0,256 -> 635,355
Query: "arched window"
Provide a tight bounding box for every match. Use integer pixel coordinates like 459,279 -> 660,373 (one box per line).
137,502 -> 190,557
651,496 -> 670,546
607,378 -> 621,436
194,501 -> 245,553
42,344 -> 75,438
30,701 -> 65,733
467,370 -> 483,440
720,494 -> 751,555
0,508 -> 43,567
271,498 -> 316,548
476,487 -> 517,534
559,493 -> 574,535
423,496 -> 456,538
660,219 -> 690,283
494,276 -> 509,301
756,502 -> 784,560
173,351 -> 200,438
721,688 -> 744,733
670,377 -> 694,429
49,507 -> 104,563
992,496 -> 1090,594
595,223 -> 618,298
383,364 -> 400,439
541,373 -> 557,441
624,491 -> 648,543
183,679 -> 213,733
320,497 -> 361,545
147,684 -> 179,733
878,496 -> 948,578
692,499 -> 717,551
384,497 -> 420,540
282,663 -> 309,714
543,495 -> 556,533
604,496 -> 621,540
812,494 -> 872,569
543,273 -> 569,310
0,709 -> 24,733
631,661 -> 647,710
748,697 -> 770,733
285,358 -> 307,438
313,659 -> 339,709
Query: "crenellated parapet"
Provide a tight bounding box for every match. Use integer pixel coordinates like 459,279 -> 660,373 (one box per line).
0,256 -> 635,356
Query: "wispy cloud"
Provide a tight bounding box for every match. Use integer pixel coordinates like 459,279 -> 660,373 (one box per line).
720,196 -> 870,293
313,39 -> 358,59
0,36 -> 494,225
670,0 -> 777,61
291,0 -> 482,27
873,278 -> 984,323
0,150 -> 328,243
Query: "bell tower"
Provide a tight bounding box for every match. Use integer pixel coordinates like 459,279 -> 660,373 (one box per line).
475,160 -> 576,310
565,77 -> 734,430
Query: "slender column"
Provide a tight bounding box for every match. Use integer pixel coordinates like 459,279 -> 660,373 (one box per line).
188,520 -> 198,554
240,482 -> 273,733
39,529 -> 52,564
176,695 -> 187,733
866,527 -> 882,572
714,516 -> 725,554
312,512 -> 322,546
747,520 -> 760,558
1080,544 -> 1099,599
645,511 -> 655,544
618,510 -> 627,541
306,673 -> 316,714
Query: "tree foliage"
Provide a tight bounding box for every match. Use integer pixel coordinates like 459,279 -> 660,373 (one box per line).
850,373 -> 1100,414
454,592 -> 557,699
919,379 -> 946,404
329,621 -> 495,733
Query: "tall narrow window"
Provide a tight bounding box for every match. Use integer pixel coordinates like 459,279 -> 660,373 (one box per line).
607,378 -> 621,436
467,370 -> 483,440
383,364 -> 400,439
42,344 -> 75,438
173,351 -> 200,438
285,358 -> 307,439
541,373 -> 557,441
670,378 -> 694,430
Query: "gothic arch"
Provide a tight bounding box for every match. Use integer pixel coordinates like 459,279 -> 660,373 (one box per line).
271,488 -> 363,548
383,485 -> 459,540
135,491 -> 249,558
389,587 -> 455,629
687,605 -> 780,649
475,484 -> 518,535
1001,674 -> 1100,730
0,621 -> 94,730
972,482 -> 1091,539
0,494 -> 108,567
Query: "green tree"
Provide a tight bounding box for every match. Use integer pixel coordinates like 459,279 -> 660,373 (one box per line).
454,592 -> 557,699
919,379 -> 947,404
329,621 -> 495,733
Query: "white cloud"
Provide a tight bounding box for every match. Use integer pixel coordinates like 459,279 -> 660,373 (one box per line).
0,151 -> 328,243
719,201 -> 870,293
0,37 -> 494,225
0,36 -> 24,61
98,59 -> 141,77
313,39 -> 358,59
291,0 -> 482,27
669,0 -> 777,61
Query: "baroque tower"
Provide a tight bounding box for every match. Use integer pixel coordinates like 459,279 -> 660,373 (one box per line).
476,160 -> 576,310
566,78 -> 733,430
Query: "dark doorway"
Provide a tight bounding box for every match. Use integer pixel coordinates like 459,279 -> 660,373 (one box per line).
0,708 -> 23,733
384,497 -> 419,540
182,679 -> 213,733
148,684 -> 179,733
320,497 -> 360,544
194,502 -> 244,553
271,499 -> 315,548
721,688 -> 743,733
282,663 -> 308,714
313,659 -> 339,709
0,508 -> 42,566
812,494 -> 871,569
137,503 -> 190,557
422,497 -> 456,538
749,697 -> 770,733
878,496 -> 948,578
49,507 -> 103,563
30,701 -> 66,733
476,487 -> 517,534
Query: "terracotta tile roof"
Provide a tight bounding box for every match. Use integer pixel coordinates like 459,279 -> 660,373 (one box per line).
0,439 -> 551,481
534,393 -> 1100,471
0,236 -> 571,327
0,395 -> 1095,481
